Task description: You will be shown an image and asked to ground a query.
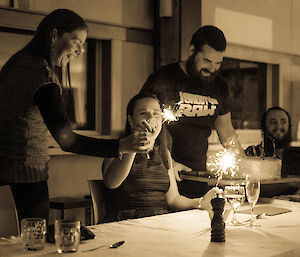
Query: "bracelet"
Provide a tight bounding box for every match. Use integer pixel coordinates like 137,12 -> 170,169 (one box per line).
198,197 -> 203,209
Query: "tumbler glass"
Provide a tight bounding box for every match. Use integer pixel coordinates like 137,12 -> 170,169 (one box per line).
21,218 -> 46,251
54,219 -> 80,253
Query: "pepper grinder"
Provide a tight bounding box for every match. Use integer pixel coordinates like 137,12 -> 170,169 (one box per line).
211,194 -> 225,242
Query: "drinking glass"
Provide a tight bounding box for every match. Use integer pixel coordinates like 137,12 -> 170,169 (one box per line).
54,219 -> 80,253
223,185 -> 245,225
245,174 -> 261,228
21,218 -> 46,251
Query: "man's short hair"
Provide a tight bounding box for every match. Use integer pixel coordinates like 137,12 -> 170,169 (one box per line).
190,25 -> 226,52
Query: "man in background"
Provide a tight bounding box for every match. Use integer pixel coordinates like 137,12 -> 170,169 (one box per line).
245,106 -> 300,176
245,106 -> 299,196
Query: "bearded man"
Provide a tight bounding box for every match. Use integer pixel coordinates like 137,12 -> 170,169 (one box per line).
245,106 -> 291,159
140,26 -> 243,197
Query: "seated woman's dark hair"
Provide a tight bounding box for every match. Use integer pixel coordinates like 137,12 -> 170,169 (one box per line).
125,92 -> 161,136
125,92 -> 171,169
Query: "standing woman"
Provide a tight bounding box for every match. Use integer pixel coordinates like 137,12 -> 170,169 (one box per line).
0,9 -> 151,222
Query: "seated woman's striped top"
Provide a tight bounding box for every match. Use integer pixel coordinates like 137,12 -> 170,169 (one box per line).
105,145 -> 170,221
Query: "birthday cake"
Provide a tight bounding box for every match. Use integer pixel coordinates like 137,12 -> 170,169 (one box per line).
239,156 -> 282,180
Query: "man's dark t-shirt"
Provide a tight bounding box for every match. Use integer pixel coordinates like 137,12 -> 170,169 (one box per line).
140,63 -> 231,170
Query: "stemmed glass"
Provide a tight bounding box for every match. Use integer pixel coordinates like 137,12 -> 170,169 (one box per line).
245,174 -> 261,228
223,185 -> 245,226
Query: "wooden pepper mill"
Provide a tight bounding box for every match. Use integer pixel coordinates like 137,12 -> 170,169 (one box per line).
211,194 -> 225,242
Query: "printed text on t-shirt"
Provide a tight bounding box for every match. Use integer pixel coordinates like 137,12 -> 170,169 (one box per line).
178,91 -> 218,117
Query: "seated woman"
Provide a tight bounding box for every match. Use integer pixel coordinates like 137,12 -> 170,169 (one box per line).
102,92 -> 223,221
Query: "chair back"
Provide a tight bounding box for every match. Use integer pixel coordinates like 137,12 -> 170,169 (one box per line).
88,180 -> 106,224
282,147 -> 300,176
0,185 -> 20,237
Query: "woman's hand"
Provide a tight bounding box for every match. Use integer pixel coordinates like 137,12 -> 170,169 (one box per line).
133,120 -> 157,152
172,160 -> 192,181
119,131 -> 153,154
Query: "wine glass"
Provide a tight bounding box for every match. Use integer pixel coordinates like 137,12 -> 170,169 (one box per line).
223,185 -> 245,226
245,174 -> 261,228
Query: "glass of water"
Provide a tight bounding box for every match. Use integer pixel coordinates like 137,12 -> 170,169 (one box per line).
54,219 -> 80,253
245,174 -> 261,228
21,218 -> 46,250
223,185 -> 245,226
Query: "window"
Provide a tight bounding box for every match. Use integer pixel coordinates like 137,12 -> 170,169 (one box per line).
220,58 -> 267,129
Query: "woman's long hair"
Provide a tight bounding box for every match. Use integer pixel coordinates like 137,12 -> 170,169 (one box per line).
0,9 -> 88,84
25,9 -> 88,63
126,93 -> 171,170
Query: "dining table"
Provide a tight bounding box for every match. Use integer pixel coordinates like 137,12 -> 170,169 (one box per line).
1,197 -> 300,257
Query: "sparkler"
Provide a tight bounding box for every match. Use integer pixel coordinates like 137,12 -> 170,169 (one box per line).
140,121 -> 152,159
161,103 -> 183,124
142,103 -> 183,160
207,149 -> 241,187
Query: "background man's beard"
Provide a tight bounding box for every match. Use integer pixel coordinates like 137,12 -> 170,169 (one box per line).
264,130 -> 291,150
186,56 -> 217,85
274,132 -> 291,149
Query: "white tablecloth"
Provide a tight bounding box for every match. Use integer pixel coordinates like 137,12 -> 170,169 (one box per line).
1,198 -> 300,257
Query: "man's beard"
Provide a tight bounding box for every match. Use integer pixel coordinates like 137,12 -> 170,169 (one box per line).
264,130 -> 291,150
186,55 -> 218,86
274,132 -> 291,149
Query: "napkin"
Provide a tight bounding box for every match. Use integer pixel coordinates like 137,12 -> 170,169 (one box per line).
239,206 -> 292,216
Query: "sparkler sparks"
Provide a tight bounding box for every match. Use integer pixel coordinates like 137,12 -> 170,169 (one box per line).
207,149 -> 241,186
142,103 -> 183,160
161,103 -> 182,123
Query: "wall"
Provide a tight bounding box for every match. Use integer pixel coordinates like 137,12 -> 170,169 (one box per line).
202,0 -> 292,53
28,0 -> 154,30
121,41 -> 154,126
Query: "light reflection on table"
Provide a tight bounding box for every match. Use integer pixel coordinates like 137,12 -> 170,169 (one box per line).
1,199 -> 300,257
